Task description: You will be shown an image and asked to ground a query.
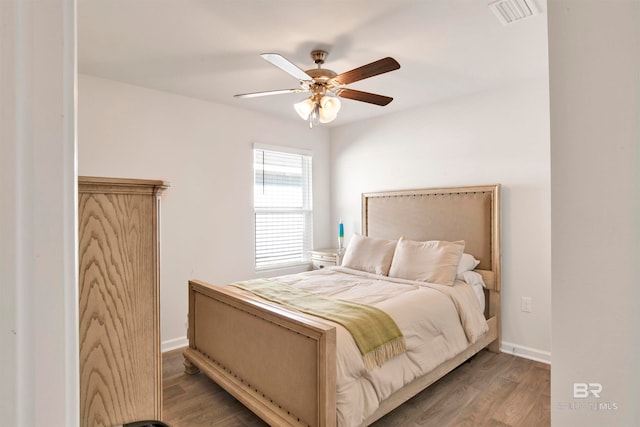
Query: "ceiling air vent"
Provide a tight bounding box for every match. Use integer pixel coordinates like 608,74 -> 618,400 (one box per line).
489,0 -> 538,25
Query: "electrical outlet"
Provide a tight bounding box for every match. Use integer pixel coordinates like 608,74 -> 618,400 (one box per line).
521,297 -> 533,313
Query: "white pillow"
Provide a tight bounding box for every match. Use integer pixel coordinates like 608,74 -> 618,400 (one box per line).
460,270 -> 486,312
457,253 -> 480,280
460,270 -> 486,288
388,237 -> 465,286
462,271 -> 485,313
340,234 -> 397,276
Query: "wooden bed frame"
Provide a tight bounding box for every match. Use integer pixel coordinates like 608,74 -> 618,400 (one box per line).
183,184 -> 501,427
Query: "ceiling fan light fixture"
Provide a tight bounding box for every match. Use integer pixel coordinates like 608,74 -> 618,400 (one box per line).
294,98 -> 315,120
296,93 -> 340,127
319,95 -> 341,123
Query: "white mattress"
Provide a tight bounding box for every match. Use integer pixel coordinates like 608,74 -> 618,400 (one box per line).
270,266 -> 489,427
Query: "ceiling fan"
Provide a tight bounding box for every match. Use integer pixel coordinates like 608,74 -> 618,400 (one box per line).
234,50 -> 401,127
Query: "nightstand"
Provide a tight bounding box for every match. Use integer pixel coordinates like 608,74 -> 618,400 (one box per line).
310,248 -> 343,270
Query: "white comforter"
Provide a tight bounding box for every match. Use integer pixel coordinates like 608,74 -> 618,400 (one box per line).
271,266 -> 489,427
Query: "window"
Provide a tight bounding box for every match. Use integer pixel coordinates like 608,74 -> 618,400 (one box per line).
253,146 -> 313,269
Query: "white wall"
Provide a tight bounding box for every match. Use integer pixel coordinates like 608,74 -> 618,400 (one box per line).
0,1 -> 78,426
330,78 -> 551,361
8,2 -> 640,425
549,1 -> 640,425
78,74 -> 332,349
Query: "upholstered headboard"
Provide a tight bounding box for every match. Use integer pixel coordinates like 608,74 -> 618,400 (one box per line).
362,185 -> 501,292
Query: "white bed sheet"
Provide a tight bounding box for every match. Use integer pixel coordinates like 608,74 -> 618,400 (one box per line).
270,266 -> 489,427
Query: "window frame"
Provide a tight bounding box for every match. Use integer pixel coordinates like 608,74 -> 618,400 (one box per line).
252,143 -> 314,271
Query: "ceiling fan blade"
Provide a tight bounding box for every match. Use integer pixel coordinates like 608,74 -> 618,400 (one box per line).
234,88 -> 308,99
334,57 -> 400,85
261,53 -> 313,81
337,88 -> 393,106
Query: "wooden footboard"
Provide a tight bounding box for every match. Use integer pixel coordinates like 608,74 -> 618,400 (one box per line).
185,278 -> 499,427
184,279 -> 337,427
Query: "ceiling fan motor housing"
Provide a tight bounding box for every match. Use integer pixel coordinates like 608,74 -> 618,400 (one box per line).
306,68 -> 337,82
306,50 -> 337,86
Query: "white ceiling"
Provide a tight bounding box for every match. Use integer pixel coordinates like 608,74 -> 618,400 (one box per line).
78,0 -> 548,127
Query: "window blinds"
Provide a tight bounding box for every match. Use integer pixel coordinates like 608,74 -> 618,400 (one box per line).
254,148 -> 313,269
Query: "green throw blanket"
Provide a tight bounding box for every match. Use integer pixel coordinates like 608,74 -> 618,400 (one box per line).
232,278 -> 406,370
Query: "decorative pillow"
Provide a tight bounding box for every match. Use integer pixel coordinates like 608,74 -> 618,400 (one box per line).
340,234 -> 397,276
388,237 -> 465,286
456,253 -> 480,280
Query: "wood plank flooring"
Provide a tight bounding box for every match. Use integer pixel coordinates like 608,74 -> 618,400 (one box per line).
162,349 -> 549,427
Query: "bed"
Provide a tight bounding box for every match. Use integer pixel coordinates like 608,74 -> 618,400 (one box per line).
183,184 -> 501,427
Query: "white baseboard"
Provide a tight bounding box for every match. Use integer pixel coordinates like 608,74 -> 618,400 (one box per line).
500,341 -> 551,364
161,336 -> 188,353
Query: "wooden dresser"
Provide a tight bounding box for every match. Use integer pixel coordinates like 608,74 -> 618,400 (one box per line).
78,177 -> 169,427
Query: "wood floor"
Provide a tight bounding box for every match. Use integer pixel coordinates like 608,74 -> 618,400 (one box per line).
162,349 -> 550,427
